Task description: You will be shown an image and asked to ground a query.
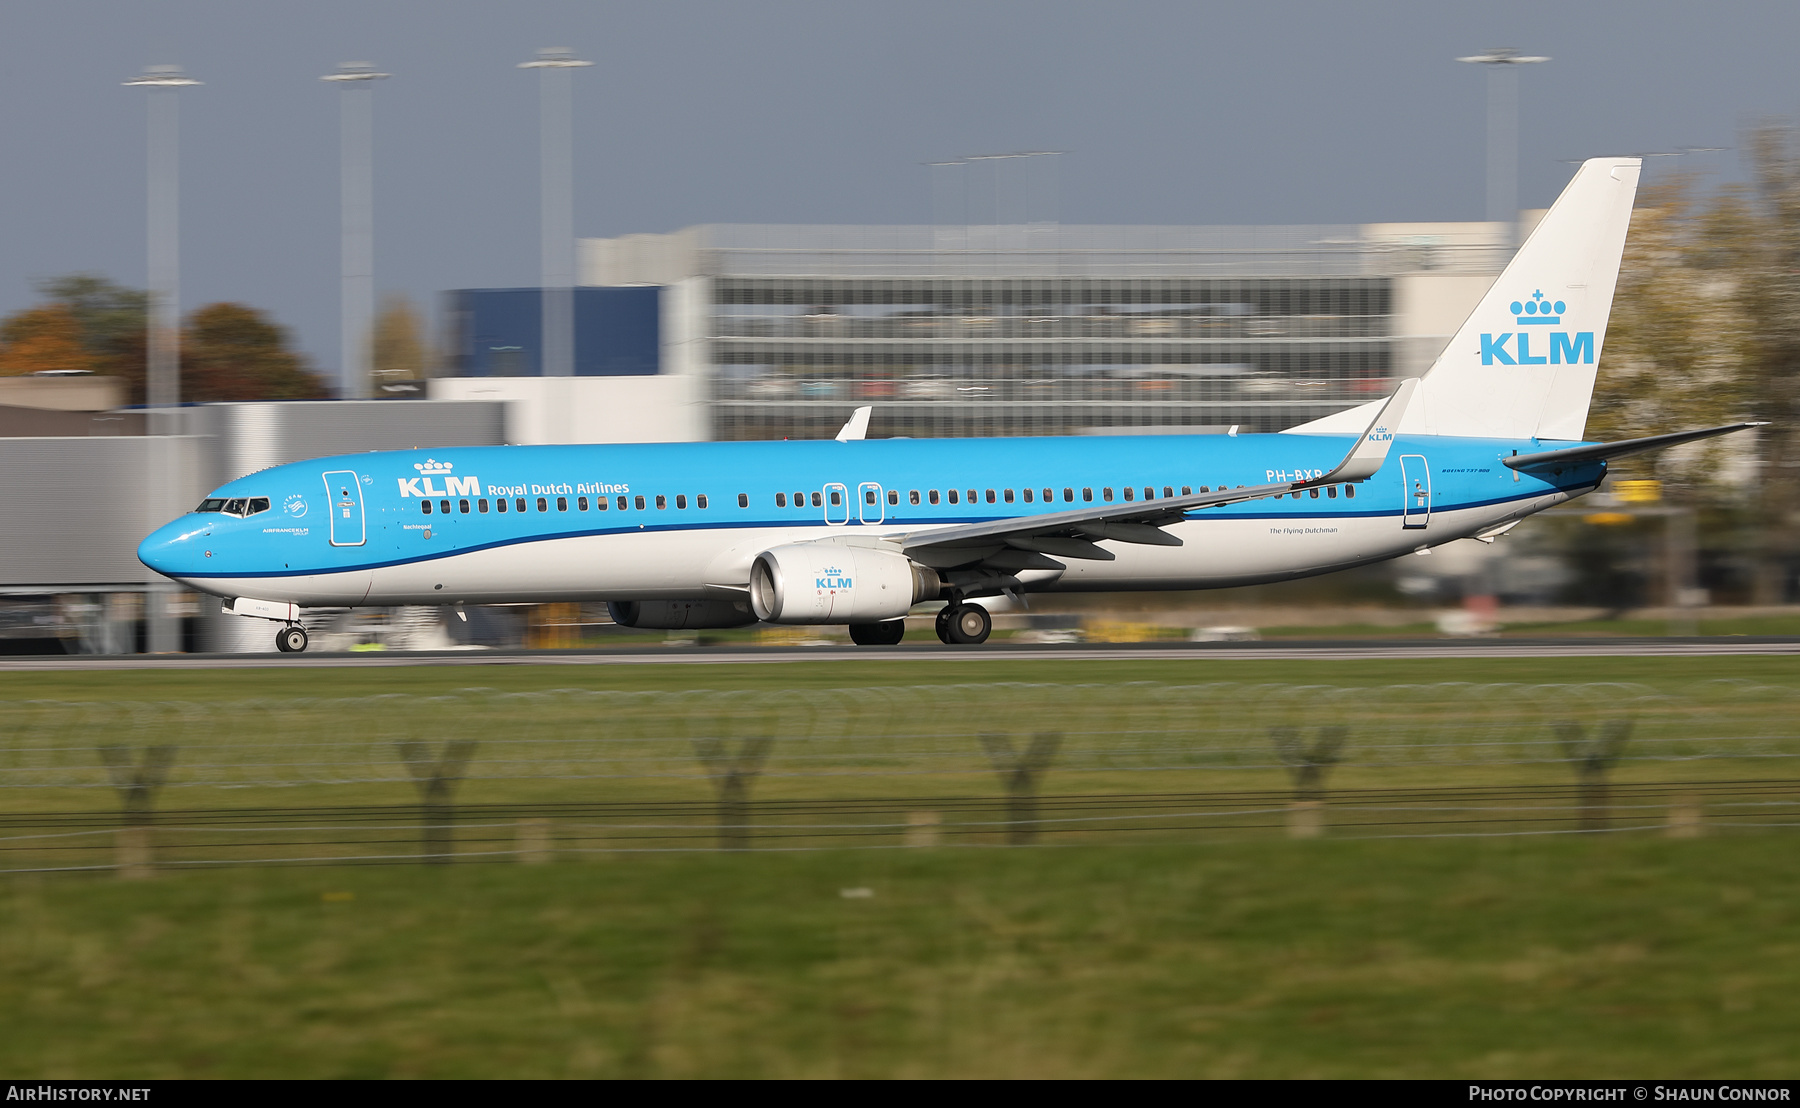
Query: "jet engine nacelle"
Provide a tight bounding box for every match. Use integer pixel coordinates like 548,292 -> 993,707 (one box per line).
749,544 -> 942,624
607,598 -> 758,630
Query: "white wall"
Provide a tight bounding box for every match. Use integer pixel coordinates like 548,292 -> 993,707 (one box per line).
427,376 -> 705,445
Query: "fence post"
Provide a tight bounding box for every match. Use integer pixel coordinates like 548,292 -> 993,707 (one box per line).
397,740 -> 477,863
694,737 -> 773,851
1271,725 -> 1347,838
99,745 -> 176,878
1554,720 -> 1631,830
979,733 -> 1060,845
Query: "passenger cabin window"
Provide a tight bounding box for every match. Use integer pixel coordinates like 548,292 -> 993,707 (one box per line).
441,500 -> 451,514
1082,488 -> 1093,502
497,498 -> 508,513
1326,486 -> 1337,498
675,495 -> 687,509
948,489 -> 959,504
887,490 -> 898,506
864,489 -> 877,505
1345,485 -> 1355,498
1309,488 -> 1319,499
1042,488 -> 1052,502
460,499 -> 471,514
1102,488 -> 1114,502
519,498 -> 529,513
479,499 -> 489,513
1122,487 -> 1134,502
698,494 -> 709,509
1144,487 -> 1154,500
656,495 -> 667,510
577,497 -> 588,511
557,497 -> 568,511
966,489 -> 976,504
776,492 -> 787,507
829,490 -> 841,507
1164,486 -> 1174,498
909,490 -> 921,505
616,496 -> 626,511
595,496 -> 607,510
1064,488 -> 1075,502
1022,488 -> 1032,503
928,490 -> 939,505
737,493 -> 747,508
634,496 -> 645,510
810,491 -> 822,507
537,497 -> 549,512
985,489 -> 996,504
421,500 -> 433,514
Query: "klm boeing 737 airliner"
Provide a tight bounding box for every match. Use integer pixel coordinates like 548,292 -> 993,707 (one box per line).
138,158 -> 1759,653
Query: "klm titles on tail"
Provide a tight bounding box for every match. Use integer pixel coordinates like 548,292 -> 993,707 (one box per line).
1480,290 -> 1595,366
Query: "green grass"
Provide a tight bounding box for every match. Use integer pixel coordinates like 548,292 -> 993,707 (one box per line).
4,836 -> 1797,1078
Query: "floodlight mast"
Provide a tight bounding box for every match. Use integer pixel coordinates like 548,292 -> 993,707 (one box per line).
124,63 -> 199,654
1457,47 -> 1548,246
320,63 -> 391,401
520,48 -> 592,382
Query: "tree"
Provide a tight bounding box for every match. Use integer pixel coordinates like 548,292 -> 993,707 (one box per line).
0,305 -> 104,376
181,302 -> 329,402
372,293 -> 432,384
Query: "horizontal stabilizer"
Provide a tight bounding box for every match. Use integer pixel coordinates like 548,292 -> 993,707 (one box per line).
1503,422 -> 1766,473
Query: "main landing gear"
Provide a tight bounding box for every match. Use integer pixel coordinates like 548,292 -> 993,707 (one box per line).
935,602 -> 992,646
275,624 -> 309,653
848,619 -> 906,646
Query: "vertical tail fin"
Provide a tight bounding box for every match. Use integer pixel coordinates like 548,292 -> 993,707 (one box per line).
1286,157 -> 1641,441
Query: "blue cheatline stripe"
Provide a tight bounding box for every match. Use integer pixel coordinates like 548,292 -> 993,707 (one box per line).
174,487 -> 1558,581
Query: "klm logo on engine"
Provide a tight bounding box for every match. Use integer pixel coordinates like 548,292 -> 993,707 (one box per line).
1480,289 -> 1594,366
398,458 -> 479,498
816,566 -> 852,590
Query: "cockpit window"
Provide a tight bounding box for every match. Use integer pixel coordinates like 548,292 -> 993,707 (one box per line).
194,496 -> 272,518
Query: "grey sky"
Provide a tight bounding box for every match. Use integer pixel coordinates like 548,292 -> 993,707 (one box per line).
1,1 -> 1793,388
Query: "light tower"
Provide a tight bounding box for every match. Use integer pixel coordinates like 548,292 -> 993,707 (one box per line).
320,62 -> 390,400
519,48 -> 592,381
1457,47 -> 1549,244
124,63 -> 199,654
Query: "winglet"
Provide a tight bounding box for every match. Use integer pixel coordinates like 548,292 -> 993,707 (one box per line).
835,406 -> 872,442
1305,378 -> 1417,485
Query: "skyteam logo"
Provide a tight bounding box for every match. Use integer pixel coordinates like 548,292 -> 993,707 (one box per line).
398,458 -> 479,498
817,566 -> 852,591
1481,288 -> 1594,367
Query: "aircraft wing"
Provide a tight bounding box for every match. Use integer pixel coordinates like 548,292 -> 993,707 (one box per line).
1503,421 -> 1766,474
900,379 -> 1417,572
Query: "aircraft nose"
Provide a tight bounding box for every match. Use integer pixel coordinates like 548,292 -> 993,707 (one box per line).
137,518 -> 207,578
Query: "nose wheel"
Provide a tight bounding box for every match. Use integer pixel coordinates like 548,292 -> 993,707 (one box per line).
935,602 -> 991,645
275,624 -> 308,653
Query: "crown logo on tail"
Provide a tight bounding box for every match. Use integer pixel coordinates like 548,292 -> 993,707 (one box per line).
1511,289 -> 1564,325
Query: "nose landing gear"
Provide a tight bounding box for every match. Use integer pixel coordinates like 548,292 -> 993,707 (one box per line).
935,602 -> 992,645
275,624 -> 309,653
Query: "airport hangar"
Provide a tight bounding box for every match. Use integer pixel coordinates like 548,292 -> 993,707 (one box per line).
0,217 -> 1520,653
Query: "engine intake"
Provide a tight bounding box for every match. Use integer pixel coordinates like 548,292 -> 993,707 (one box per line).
749,545 -> 942,624
607,598 -> 757,630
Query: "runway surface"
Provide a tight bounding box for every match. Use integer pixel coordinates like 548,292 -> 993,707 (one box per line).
4,637 -> 1800,669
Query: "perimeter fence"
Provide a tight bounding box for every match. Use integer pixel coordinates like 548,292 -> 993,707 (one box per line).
2,679 -> 1797,872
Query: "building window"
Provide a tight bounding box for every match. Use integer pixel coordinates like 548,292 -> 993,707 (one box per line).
776,492 -> 787,507
656,495 -> 667,509
676,494 -> 687,509
1082,487 -> 1093,502
634,496 -> 645,510
698,494 -> 709,509
929,490 -> 940,505
421,499 -> 433,514
460,499 -> 471,514
478,499 -> 489,513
